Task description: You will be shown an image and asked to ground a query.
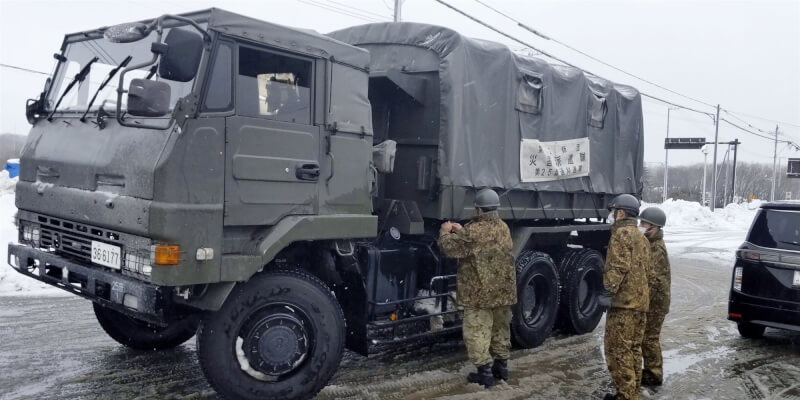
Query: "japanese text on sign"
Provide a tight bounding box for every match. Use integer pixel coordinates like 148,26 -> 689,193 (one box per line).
520,137 -> 590,182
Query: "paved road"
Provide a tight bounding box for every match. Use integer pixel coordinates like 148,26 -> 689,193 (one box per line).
2,234 -> 799,400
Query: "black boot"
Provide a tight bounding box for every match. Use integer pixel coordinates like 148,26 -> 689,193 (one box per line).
491,359 -> 509,381
641,370 -> 663,386
467,363 -> 496,388
602,393 -> 617,400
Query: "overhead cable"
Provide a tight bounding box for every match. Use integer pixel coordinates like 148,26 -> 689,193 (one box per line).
472,0 -> 717,109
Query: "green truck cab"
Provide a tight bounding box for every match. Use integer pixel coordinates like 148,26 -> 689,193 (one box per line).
8,8 -> 644,399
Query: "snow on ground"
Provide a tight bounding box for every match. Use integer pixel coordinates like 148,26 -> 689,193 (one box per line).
0,170 -> 63,296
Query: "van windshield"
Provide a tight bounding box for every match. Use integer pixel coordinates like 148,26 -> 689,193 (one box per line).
46,26 -> 203,115
747,209 -> 800,251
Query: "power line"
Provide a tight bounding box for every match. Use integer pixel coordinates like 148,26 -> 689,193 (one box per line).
721,118 -> 800,150
641,93 -> 714,119
472,0 -> 718,110
0,63 -> 49,76
722,108 -> 800,129
721,118 -> 778,141
323,0 -> 392,19
296,0 -> 385,23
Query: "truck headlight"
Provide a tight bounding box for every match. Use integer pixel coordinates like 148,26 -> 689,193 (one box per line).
19,222 -> 40,246
733,267 -> 743,291
124,251 -> 152,276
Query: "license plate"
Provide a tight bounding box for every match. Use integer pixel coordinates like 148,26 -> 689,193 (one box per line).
91,241 -> 121,269
794,270 -> 800,287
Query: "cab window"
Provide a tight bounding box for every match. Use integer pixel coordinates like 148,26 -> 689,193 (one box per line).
237,46 -> 312,124
202,41 -> 233,112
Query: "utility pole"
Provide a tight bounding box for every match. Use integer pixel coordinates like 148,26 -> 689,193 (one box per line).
663,108 -> 672,202
394,0 -> 402,22
702,145 -> 709,206
723,144 -> 729,205
771,125 -> 779,201
731,139 -> 739,204
711,104 -> 720,211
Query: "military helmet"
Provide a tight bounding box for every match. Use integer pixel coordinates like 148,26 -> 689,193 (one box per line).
608,194 -> 640,217
640,207 -> 666,227
475,188 -> 500,210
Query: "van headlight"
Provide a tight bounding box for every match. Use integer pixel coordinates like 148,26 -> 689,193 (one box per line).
19,221 -> 40,247
733,267 -> 743,291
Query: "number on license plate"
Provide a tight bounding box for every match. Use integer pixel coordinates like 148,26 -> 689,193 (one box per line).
91,241 -> 121,269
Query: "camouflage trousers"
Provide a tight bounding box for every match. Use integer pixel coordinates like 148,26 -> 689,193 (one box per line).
642,311 -> 667,381
462,306 -> 512,366
604,308 -> 646,400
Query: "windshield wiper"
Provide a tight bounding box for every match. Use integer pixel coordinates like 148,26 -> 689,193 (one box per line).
80,55 -> 132,123
47,56 -> 99,121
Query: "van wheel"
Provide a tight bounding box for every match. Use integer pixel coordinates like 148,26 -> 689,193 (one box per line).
737,322 -> 765,338
197,268 -> 345,400
557,249 -> 605,334
93,303 -> 198,350
511,251 -> 560,348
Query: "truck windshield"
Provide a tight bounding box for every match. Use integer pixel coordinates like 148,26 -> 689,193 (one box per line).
747,209 -> 800,251
46,26 -> 203,116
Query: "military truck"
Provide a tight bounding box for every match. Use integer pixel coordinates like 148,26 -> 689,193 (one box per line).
8,8 -> 643,400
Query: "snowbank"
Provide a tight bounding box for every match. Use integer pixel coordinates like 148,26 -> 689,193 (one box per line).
643,199 -> 759,232
0,171 -> 64,296
644,199 -> 761,265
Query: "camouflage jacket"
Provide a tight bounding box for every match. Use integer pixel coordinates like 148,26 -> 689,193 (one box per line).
645,229 -> 671,315
604,218 -> 650,312
439,211 -> 517,308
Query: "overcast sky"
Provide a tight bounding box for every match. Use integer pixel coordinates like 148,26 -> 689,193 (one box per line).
1,0 -> 798,166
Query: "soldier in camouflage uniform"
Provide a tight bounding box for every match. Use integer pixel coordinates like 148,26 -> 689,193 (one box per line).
439,188 -> 517,388
639,207 -> 670,387
598,194 -> 650,400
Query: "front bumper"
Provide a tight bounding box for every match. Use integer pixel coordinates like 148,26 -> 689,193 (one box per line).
7,243 -> 171,325
728,289 -> 800,332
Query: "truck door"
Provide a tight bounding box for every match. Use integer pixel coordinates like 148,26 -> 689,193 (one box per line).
224,44 -> 320,226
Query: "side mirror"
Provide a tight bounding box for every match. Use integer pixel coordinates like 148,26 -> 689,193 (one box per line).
127,78 -> 170,117
158,28 -> 203,82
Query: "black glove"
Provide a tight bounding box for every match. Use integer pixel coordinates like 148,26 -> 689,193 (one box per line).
597,290 -> 613,308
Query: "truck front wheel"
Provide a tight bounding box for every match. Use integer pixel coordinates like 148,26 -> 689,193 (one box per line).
196,268 -> 345,400
93,303 -> 199,350
511,251 -> 560,348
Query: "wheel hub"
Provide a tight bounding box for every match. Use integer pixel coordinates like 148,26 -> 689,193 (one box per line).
243,310 -> 309,376
522,276 -> 548,326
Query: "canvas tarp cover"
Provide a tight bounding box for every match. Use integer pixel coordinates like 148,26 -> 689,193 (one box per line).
329,23 -> 644,195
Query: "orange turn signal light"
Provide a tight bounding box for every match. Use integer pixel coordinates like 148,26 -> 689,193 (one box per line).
153,244 -> 180,265
391,313 -> 397,321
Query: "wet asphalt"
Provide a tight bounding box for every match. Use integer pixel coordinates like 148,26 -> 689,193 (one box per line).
2,246 -> 800,400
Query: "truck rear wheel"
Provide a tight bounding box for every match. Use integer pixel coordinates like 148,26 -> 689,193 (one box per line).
93,303 -> 199,350
511,251 -> 560,348
556,249 -> 605,334
196,268 -> 345,400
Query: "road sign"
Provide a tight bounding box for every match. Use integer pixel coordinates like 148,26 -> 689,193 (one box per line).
664,137 -> 707,149
788,158 -> 800,178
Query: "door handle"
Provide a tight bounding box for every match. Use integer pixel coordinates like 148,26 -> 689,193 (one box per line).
295,163 -> 320,181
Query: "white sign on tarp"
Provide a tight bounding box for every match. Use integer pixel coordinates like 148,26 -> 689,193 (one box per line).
520,137 -> 590,182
